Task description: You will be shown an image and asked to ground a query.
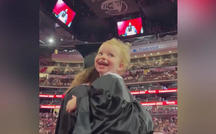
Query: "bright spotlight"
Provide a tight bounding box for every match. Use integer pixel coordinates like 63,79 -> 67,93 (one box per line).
48,38 -> 54,44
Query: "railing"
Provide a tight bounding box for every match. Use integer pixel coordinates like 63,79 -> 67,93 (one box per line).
40,100 -> 177,109
39,88 -> 177,98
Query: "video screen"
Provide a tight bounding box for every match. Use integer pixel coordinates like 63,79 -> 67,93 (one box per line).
117,17 -> 143,37
52,0 -> 76,27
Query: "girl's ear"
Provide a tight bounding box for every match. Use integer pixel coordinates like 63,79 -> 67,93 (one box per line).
118,62 -> 124,74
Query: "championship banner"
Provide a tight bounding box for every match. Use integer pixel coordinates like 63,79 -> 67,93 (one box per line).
82,0 -> 140,17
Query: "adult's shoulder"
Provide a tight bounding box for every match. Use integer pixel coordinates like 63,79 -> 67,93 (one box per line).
92,73 -> 120,88
104,72 -> 123,79
65,85 -> 89,99
94,72 -> 122,82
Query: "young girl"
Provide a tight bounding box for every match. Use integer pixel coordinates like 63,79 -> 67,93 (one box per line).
56,38 -> 153,134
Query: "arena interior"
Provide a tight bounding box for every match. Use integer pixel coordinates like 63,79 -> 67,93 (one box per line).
39,0 -> 177,133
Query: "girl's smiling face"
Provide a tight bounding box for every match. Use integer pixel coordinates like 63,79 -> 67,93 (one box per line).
95,43 -> 123,76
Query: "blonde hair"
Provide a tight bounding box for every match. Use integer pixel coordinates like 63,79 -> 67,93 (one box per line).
101,38 -> 131,73
64,66 -> 99,94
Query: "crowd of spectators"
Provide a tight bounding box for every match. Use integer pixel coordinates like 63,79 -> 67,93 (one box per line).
40,77 -> 73,87
40,98 -> 62,105
40,77 -> 47,85
39,82 -> 177,95
152,115 -> 177,134
39,53 -> 178,134
130,57 -> 177,70
50,67 -> 80,75
39,53 -> 177,76
40,60 -> 83,67
39,68 -> 177,87
135,94 -> 177,102
128,82 -> 177,91
39,72 -> 176,87
39,88 -> 66,95
39,81 -> 177,95
39,106 -> 177,134
39,61 -> 56,67
39,112 -> 58,134
39,94 -> 177,106
40,66 -> 80,75
39,53 -> 177,88
40,67 -> 48,73
123,69 -> 177,83
149,106 -> 177,115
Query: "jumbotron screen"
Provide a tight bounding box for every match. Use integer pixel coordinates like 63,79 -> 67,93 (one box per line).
117,17 -> 143,37
52,0 -> 76,27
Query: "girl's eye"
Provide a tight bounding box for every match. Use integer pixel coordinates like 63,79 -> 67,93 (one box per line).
108,53 -> 114,57
98,52 -> 103,56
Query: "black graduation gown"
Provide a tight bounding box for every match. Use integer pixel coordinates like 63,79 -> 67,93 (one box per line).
55,85 -> 91,134
89,74 -> 154,134
55,74 -> 153,134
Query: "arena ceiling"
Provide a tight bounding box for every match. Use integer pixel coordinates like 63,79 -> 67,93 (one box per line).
40,0 -> 177,57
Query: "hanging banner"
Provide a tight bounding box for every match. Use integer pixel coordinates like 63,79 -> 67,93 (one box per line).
131,40 -> 177,53
82,0 -> 139,17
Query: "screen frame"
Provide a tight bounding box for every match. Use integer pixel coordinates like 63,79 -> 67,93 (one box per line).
114,14 -> 145,39
52,0 -> 76,28
40,0 -> 78,35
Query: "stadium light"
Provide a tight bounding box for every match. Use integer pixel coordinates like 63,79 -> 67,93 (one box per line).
48,38 -> 54,44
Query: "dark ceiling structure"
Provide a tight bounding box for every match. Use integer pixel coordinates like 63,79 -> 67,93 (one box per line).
40,0 -> 177,56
